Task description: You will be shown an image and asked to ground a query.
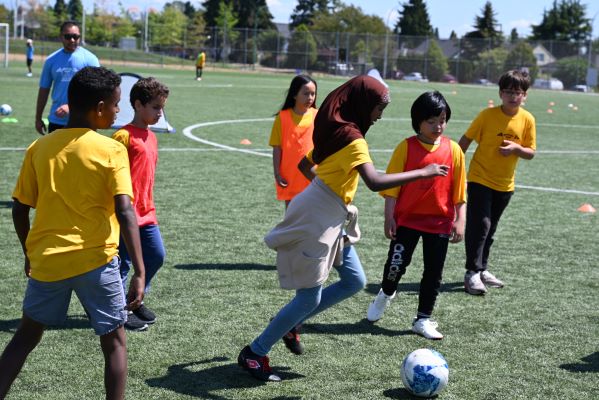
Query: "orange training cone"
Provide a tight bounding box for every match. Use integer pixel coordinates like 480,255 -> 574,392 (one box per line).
240,138 -> 252,145
577,203 -> 596,213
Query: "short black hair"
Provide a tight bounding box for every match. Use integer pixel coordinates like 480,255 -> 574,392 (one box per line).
60,20 -> 80,33
498,69 -> 530,92
68,66 -> 121,114
410,91 -> 452,134
130,77 -> 170,108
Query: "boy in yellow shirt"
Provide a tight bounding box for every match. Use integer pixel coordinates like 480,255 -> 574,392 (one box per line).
0,66 -> 146,399
459,69 -> 536,295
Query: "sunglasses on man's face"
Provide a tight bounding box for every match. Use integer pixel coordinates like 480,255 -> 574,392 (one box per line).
63,34 -> 80,41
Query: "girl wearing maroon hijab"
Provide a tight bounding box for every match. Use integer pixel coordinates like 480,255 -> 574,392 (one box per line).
238,75 -> 448,382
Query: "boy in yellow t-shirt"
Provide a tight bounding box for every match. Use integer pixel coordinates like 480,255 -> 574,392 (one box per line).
0,66 -> 146,399
459,69 -> 536,295
195,50 -> 206,81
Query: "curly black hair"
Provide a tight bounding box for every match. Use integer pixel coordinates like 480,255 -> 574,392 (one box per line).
68,66 -> 121,114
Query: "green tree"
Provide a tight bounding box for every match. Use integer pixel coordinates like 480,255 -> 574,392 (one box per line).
286,24 -> 317,69
462,1 -> 503,59
26,1 -> 57,40
394,0 -> 433,37
473,47 -> 508,82
310,4 -> 387,34
257,29 -> 282,67
425,39 -> 448,81
186,12 -> 207,49
553,56 -> 587,87
234,0 -> 274,30
53,0 -> 68,22
214,1 -> 238,60
531,0 -> 591,42
504,41 -> 538,81
67,0 -> 83,23
509,28 -> 518,43
290,0 -> 329,29
151,6 -> 187,47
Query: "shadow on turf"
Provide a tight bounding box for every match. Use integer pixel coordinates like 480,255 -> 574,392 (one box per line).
364,282 -> 464,295
146,356 -> 304,398
0,314 -> 92,333
303,318 -> 413,337
383,387 -> 437,399
174,263 -> 275,271
560,352 -> 599,373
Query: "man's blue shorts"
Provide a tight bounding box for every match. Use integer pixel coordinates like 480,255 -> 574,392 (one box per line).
23,256 -> 127,336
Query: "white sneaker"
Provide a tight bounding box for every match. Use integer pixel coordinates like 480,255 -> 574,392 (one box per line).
481,270 -> 504,288
366,289 -> 395,322
412,318 -> 443,340
26,72 -> 32,77
464,271 -> 487,295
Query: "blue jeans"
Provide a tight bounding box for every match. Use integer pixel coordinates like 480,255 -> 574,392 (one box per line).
119,224 -> 165,293
250,245 -> 366,356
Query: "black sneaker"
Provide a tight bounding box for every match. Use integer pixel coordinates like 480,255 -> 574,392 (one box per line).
237,345 -> 281,382
282,325 -> 305,355
133,304 -> 156,324
125,311 -> 149,332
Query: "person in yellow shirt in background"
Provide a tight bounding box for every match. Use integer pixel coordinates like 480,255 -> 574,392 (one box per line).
195,50 -> 206,81
459,69 -> 536,295
269,75 -> 318,208
0,66 -> 146,399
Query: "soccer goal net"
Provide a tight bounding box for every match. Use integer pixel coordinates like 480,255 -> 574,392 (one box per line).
0,23 -> 8,68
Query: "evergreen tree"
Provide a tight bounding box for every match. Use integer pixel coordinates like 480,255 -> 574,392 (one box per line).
67,0 -> 83,23
530,0 -> 591,42
290,0 -> 329,29
53,0 -> 68,22
233,0 -> 274,30
510,28 -> 519,43
462,1 -> 503,59
394,0 -> 433,37
202,0 -> 222,28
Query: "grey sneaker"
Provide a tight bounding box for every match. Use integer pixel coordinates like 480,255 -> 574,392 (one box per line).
367,289 -> 395,322
412,318 -> 443,340
464,271 -> 487,295
481,270 -> 504,288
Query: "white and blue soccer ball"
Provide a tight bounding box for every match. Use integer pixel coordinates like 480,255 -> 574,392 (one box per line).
401,348 -> 449,397
0,104 -> 12,116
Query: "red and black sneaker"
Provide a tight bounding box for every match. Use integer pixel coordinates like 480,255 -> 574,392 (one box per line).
282,325 -> 305,355
238,345 -> 281,382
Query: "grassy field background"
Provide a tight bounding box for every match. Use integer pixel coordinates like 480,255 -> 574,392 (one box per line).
0,62 -> 598,399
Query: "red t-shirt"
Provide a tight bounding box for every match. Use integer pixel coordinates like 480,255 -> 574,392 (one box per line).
112,124 -> 158,226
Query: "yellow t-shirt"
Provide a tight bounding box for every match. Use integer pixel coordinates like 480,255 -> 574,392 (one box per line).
12,128 -> 133,282
307,138 -> 372,204
268,108 -> 317,147
465,106 -> 536,192
381,138 -> 466,205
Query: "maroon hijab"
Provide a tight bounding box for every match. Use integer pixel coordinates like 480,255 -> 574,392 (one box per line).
312,75 -> 390,164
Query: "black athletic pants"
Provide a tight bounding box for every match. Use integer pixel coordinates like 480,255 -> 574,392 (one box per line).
380,226 -> 449,318
464,182 -> 513,272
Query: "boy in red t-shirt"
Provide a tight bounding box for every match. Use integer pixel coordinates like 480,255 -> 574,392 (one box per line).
366,91 -> 466,340
112,77 -> 169,331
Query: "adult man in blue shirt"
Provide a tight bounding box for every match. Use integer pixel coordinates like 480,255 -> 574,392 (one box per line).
35,21 -> 100,135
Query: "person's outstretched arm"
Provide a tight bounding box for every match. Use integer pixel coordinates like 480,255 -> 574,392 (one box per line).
114,195 -> 145,310
356,162 -> 448,192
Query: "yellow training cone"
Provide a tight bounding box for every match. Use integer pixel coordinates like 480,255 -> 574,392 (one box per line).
577,203 -> 596,213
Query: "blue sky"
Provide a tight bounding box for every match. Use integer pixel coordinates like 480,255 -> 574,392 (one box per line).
4,0 -> 599,39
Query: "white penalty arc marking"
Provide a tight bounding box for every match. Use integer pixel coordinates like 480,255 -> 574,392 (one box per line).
182,118 -> 599,196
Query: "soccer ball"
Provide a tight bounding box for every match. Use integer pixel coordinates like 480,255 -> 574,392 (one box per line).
401,348 -> 449,397
0,104 -> 12,116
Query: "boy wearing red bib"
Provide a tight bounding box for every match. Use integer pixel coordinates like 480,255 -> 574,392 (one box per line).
367,91 -> 466,340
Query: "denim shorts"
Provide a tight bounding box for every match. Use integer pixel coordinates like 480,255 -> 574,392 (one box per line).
23,256 -> 127,336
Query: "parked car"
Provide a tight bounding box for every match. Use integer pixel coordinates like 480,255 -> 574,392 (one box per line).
441,74 -> 457,83
473,78 -> 492,85
571,84 -> 589,92
403,72 -> 428,82
532,78 -> 564,90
